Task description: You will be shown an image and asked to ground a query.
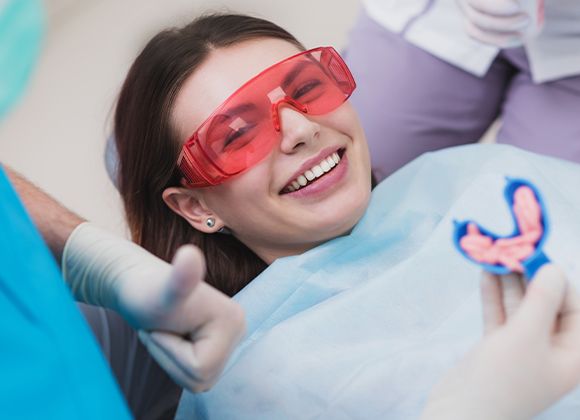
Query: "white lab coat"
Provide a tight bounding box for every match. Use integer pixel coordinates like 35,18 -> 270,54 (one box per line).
363,0 -> 580,83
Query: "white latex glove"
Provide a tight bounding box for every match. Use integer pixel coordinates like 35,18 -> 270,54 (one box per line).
457,0 -> 534,48
422,265 -> 580,420
62,223 -> 246,392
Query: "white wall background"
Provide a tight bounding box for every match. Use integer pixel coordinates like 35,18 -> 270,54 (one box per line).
0,0 -> 360,236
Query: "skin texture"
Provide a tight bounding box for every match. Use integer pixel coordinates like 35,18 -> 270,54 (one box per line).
3,163 -> 84,263
163,38 -> 372,264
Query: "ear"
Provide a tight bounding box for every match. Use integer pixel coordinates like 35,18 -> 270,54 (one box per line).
162,187 -> 225,233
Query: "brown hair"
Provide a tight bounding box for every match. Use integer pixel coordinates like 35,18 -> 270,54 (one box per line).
114,13 -> 304,296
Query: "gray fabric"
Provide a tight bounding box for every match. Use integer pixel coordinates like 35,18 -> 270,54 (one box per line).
79,303 -> 181,420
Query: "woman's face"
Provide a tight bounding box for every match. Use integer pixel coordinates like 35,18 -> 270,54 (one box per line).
170,38 -> 371,263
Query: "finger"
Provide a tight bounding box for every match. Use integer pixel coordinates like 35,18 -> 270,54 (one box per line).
513,264 -> 568,336
164,245 -> 206,307
481,271 -> 506,334
465,21 -> 524,48
464,3 -> 530,33
501,272 -> 526,319
138,330 -> 203,392
468,0 -> 523,16
555,281 -> 580,336
148,328 -> 237,392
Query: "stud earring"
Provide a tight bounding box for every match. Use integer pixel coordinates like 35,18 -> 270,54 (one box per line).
205,218 -> 215,228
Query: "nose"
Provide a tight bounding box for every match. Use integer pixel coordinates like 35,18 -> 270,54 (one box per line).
275,102 -> 320,154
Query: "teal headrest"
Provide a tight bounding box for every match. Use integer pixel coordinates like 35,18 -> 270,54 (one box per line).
0,0 -> 44,120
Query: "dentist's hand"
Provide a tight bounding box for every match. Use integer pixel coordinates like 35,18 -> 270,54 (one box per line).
457,0 -> 531,48
121,245 -> 246,393
63,223 -> 246,392
422,265 -> 580,420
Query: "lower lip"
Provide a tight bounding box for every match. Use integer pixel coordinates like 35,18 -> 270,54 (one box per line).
284,153 -> 348,199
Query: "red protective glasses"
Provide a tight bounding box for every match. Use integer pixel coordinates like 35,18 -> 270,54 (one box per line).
177,46 -> 356,187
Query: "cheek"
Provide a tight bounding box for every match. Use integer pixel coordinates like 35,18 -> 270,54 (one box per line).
326,105 -> 371,171
207,164 -> 273,217
325,102 -> 364,135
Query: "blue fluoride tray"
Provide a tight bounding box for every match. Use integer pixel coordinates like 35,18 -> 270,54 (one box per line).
453,177 -> 550,279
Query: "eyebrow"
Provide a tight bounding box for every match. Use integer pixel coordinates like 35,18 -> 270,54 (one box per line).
217,102 -> 259,119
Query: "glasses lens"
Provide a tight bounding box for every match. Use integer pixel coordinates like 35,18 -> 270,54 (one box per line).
198,86 -> 278,175
292,48 -> 354,115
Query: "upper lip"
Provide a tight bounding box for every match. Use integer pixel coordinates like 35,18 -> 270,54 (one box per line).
282,146 -> 342,190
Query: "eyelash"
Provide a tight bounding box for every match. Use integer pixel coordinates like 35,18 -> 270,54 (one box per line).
292,80 -> 321,99
223,124 -> 255,149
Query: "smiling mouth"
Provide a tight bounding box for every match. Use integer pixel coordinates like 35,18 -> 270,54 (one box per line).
280,149 -> 345,194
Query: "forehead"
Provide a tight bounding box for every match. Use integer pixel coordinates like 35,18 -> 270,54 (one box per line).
172,38 -> 303,142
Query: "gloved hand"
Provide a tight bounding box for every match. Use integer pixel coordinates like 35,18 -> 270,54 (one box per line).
457,0 -> 534,48
421,264 -> 580,420
62,223 -> 246,392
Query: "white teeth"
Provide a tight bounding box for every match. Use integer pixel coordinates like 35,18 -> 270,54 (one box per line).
283,151 -> 342,193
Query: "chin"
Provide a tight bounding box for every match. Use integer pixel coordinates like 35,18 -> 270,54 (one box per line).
328,198 -> 370,236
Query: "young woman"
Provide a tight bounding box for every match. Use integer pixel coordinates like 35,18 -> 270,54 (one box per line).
113,13 -> 371,298
110,13 -> 580,419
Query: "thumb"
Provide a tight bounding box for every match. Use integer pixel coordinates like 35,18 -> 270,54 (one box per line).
514,264 -> 567,336
162,244 -> 206,307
